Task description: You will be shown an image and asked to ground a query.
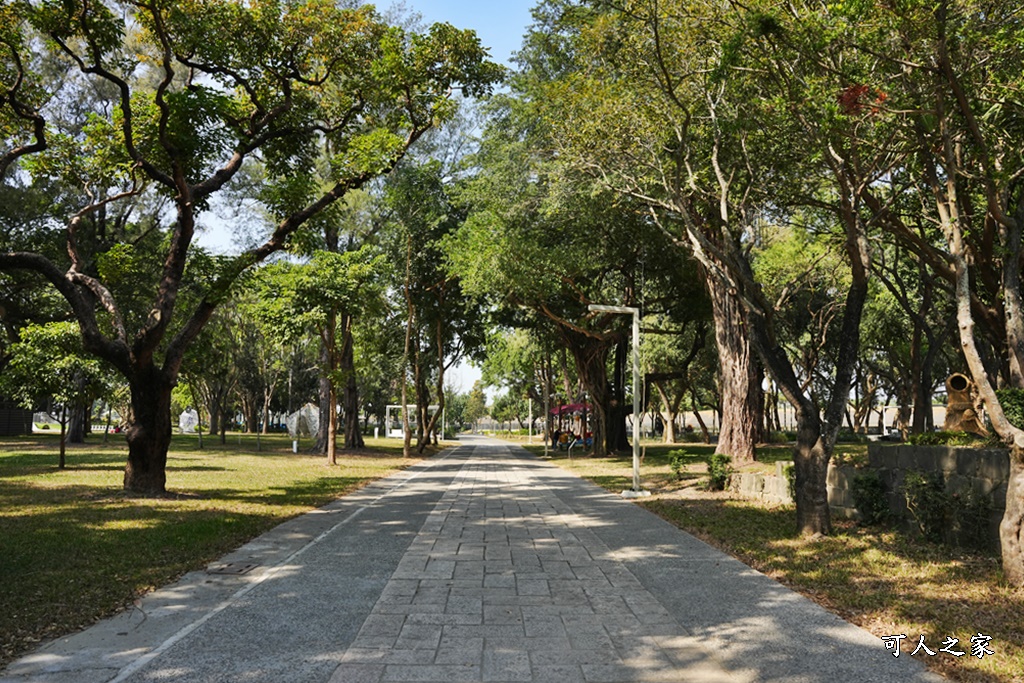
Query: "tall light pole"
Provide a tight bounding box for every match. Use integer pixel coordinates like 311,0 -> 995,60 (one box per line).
588,304 -> 650,498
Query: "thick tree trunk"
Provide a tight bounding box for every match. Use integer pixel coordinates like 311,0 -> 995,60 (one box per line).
568,337 -> 612,457
653,382 -> 683,444
124,367 -> 173,494
67,404 -> 85,444
662,412 -> 676,443
605,341 -> 630,453
419,316 -> 447,454
207,402 -> 220,439
707,272 -> 762,464
246,405 -> 259,434
793,411 -> 831,536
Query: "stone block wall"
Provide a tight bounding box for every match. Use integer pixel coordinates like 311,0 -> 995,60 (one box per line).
867,444 -> 1009,549
729,444 -> 1010,549
730,461 -> 794,505
729,461 -> 862,519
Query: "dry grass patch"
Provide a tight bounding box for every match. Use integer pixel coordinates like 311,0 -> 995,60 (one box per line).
0,433 -> 434,668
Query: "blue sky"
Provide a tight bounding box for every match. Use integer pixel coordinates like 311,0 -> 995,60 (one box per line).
404,0 -> 536,65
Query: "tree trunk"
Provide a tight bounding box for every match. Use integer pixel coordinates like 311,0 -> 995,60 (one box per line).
262,390 -> 273,435
401,234 -> 414,457
327,381 -> 338,465
662,412 -> 676,443
58,404 -> 67,470
419,314 -> 447,454
653,381 -> 683,444
67,403 -> 85,444
604,340 -> 630,453
208,399 -> 220,439
124,367 -> 173,494
340,312 -> 365,450
413,335 -> 428,450
1001,449 -> 1024,585
692,409 -> 710,443
315,339 -> 331,454
707,272 -> 762,464
246,405 -> 259,434
792,410 -> 831,536
568,336 -> 612,457
325,309 -> 338,465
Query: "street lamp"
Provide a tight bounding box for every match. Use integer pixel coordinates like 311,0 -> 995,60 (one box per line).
588,304 -> 651,498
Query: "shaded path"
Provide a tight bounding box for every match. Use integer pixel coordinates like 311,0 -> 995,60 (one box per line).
1,436 -> 942,683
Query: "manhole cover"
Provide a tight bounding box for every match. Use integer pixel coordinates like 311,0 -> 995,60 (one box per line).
206,562 -> 258,575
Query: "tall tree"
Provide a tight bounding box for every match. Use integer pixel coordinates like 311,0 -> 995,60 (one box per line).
384,158 -> 486,452
0,0 -> 501,492
844,0 -> 1024,583
532,0 -> 917,534
512,0 -> 765,463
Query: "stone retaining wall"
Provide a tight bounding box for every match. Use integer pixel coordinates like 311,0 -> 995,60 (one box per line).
729,444 -> 1010,548
867,444 -> 1009,548
729,461 -> 861,519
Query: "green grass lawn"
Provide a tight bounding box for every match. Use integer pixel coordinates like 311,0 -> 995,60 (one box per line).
0,432 -> 434,667
521,442 -> 1024,683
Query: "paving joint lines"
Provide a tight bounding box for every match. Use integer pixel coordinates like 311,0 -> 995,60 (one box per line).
329,441 -> 740,683
1,436 -> 945,683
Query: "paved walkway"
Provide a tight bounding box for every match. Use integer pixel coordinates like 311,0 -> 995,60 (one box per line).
2,436 -> 943,683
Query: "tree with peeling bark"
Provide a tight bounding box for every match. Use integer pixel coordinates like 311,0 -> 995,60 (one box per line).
529,0 -> 915,535
836,0 -> 1024,584
0,0 -> 501,493
513,0 -> 765,465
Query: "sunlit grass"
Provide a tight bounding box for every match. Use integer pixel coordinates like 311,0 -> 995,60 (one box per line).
0,432 -> 433,667
522,442 -> 1024,683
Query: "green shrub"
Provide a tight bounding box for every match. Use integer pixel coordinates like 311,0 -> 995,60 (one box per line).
902,470 -> 949,543
852,470 -> 890,525
668,450 -> 689,481
703,453 -> 732,491
784,463 -> 796,500
907,430 -> 982,446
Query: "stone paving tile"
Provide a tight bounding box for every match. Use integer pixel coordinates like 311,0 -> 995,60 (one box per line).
328,443 -> 742,683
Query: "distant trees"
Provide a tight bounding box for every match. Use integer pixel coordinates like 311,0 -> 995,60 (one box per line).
464,381 -> 487,431
0,322 -> 108,467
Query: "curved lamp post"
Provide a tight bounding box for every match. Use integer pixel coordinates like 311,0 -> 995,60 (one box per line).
588,304 -> 650,498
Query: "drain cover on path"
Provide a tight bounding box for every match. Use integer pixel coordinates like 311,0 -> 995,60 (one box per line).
206,562 -> 258,575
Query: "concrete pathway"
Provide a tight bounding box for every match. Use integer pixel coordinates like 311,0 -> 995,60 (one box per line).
1,436 -> 943,683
